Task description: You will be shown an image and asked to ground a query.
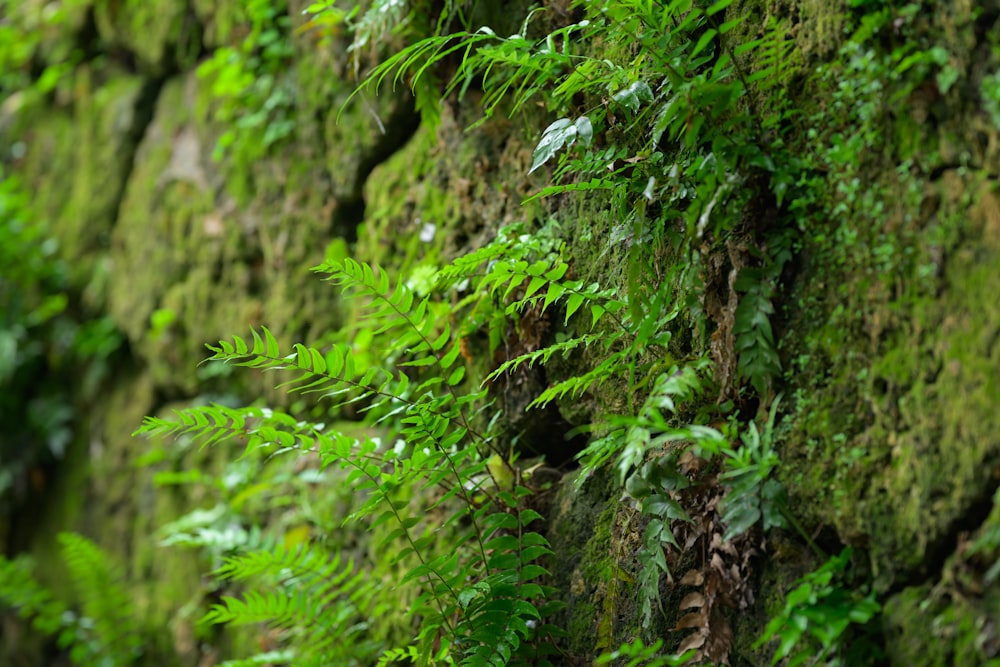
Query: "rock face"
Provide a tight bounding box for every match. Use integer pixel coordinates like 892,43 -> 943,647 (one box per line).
3,1 -> 1000,665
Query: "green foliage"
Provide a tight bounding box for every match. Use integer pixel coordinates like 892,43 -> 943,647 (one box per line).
700,398 -> 787,542
982,68 -> 1000,130
198,0 -> 297,191
596,638 -> 694,666
0,533 -> 141,666
755,548 -> 881,667
58,533 -> 144,665
135,249 -> 592,664
0,0 -> 87,103
342,0 -> 802,403
344,8 -> 596,128
336,2 -> 813,657
0,173 -> 121,507
133,0 -> 877,661
733,269 -> 781,398
203,546 -> 378,666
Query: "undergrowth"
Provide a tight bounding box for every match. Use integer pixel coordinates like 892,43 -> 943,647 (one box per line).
197,0 -> 297,200
0,533 -> 142,666
136,246 -> 588,665
0,173 -> 121,521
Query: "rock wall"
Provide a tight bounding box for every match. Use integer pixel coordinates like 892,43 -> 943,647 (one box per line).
3,1 -> 1000,665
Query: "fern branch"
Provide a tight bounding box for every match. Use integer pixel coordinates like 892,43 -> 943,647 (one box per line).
317,259 -> 500,572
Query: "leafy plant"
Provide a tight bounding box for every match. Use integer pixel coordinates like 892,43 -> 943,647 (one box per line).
596,638 -> 694,666
335,3 -> 812,659
0,173 -> 121,510
0,0 -> 87,104
0,533 -> 142,666
138,0 -> 826,662
754,548 -> 881,667
198,0 -> 297,195
203,545 -> 379,666
136,242 -> 622,664
700,397 -> 787,542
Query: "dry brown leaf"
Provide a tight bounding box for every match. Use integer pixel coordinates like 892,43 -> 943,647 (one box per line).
705,613 -> 733,665
673,610 -> 708,631
679,592 -> 706,610
705,571 -> 720,597
680,569 -> 704,586
711,552 -> 725,572
684,530 -> 701,550
677,630 -> 707,654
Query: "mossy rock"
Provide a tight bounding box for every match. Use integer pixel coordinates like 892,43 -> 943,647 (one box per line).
93,0 -> 202,74
108,72 -> 343,395
13,65 -> 152,302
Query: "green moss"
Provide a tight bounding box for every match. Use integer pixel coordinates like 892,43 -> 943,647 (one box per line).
13,65 -> 147,301
545,469 -> 638,659
786,173 -> 1000,592
191,0 -> 247,48
93,0 -> 200,73
730,0 -> 847,63
108,73 -> 346,394
884,583 -> 1000,666
797,0 -> 849,59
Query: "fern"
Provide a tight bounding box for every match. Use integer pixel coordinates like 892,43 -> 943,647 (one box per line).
714,398 -> 788,541
485,332 -> 606,380
521,177 -> 617,205
216,650 -> 296,667
597,637 -> 695,666
733,268 -> 781,397
343,10 -> 596,128
137,248 -> 568,664
58,533 -> 143,665
132,1 -> 810,660
0,534 -> 142,666
0,555 -> 70,646
609,366 -> 724,628
201,545 -> 376,666
455,504 -> 552,665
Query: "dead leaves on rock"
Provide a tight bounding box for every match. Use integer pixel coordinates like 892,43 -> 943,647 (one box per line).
651,448 -> 762,665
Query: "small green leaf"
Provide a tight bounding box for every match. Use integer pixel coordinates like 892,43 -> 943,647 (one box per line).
565,293 -> 585,324
530,118 -> 574,174
691,28 -> 717,58
590,304 -> 606,328
543,282 -> 566,310
525,276 -> 547,298
612,80 -> 653,113
574,115 -> 593,146
447,365 -> 466,386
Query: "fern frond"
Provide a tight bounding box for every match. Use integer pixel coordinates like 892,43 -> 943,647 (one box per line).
734,271 -> 781,396
138,403 -> 330,454
203,545 -> 375,663
216,650 -> 295,667
0,555 -> 66,638
434,235 -> 515,288
207,326 -> 413,413
522,177 -> 617,204
318,259 -> 463,372
375,646 -> 422,667
456,507 -> 552,666
528,348 -> 630,409
485,332 -> 606,383
58,532 -> 143,664
316,259 -> 489,465
343,31 -> 462,101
